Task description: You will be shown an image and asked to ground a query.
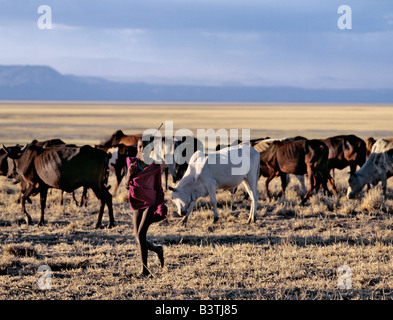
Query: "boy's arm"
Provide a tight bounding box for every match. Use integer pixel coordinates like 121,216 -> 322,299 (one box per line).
124,160 -> 138,190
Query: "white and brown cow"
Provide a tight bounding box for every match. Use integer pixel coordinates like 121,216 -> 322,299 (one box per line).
169,144 -> 260,225
347,138 -> 393,199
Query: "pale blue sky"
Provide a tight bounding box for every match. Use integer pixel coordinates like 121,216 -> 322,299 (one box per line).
0,0 -> 392,88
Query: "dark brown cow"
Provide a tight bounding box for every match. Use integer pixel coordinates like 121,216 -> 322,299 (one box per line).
1,140 -> 79,206
260,139 -> 334,204
322,135 -> 367,173
102,130 -> 142,147
321,135 -> 367,192
254,137 -> 308,196
0,139 -> 66,176
2,141 -> 113,228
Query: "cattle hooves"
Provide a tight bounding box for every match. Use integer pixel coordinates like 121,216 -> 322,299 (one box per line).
25,216 -> 33,225
300,199 -> 308,206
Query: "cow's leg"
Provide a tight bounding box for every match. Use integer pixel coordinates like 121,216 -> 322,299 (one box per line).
38,186 -> 48,226
113,165 -> 123,194
60,190 -> 64,205
16,188 -> 21,204
228,187 -> 237,212
277,174 -> 290,198
17,186 -> 32,204
206,185 -> 219,223
326,172 -> 338,195
242,179 -> 258,223
21,185 -> 35,225
71,190 -> 79,206
105,188 -> 114,228
80,187 -> 88,207
319,172 -> 333,197
280,173 -> 288,199
91,186 -> 107,228
93,185 -> 114,228
96,197 -> 105,229
265,173 -> 276,200
301,165 -> 315,205
181,200 -> 196,226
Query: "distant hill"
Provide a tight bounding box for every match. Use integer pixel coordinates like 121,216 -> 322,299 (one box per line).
0,65 -> 392,102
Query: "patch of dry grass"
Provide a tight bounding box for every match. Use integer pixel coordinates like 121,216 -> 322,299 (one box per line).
4,244 -> 37,257
1,169 -> 393,300
360,188 -> 385,214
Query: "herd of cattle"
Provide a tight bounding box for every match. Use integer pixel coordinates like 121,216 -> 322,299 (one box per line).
1,129 -> 392,228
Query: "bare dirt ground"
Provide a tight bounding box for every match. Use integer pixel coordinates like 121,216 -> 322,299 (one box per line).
1,103 -> 393,300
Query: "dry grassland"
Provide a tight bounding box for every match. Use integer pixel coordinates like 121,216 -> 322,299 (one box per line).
1,102 -> 393,300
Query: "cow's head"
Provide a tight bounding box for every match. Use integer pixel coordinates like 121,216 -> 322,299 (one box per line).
347,172 -> 364,199
2,144 -> 27,159
347,172 -> 361,199
1,144 -> 27,179
169,186 -> 192,216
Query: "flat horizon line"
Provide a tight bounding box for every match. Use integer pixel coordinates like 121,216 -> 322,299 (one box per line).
0,100 -> 393,107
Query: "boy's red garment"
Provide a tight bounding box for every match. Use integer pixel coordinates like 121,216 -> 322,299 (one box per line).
126,157 -> 167,217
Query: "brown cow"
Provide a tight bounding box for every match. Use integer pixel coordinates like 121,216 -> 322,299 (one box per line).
322,135 -> 367,173
3,141 -> 113,228
1,140 -> 81,206
260,139 -> 334,204
102,130 -> 142,147
254,137 -> 308,196
321,135 -> 367,193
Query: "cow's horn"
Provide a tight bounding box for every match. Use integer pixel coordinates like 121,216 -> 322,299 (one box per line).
2,144 -> 10,154
20,143 -> 28,152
